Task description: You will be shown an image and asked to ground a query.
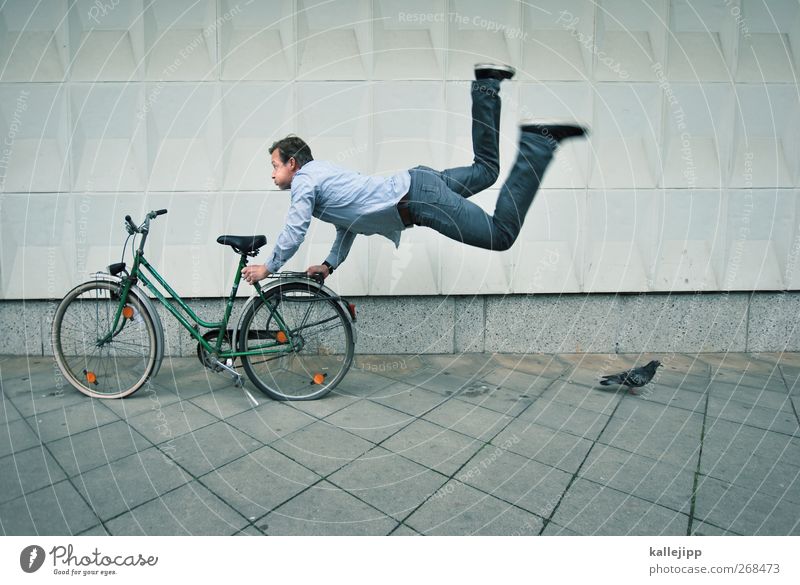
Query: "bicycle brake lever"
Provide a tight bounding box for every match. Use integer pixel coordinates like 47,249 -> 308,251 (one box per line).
311,272 -> 325,285
124,215 -> 137,234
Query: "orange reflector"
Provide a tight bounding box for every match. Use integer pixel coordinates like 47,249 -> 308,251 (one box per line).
86,371 -> 97,384
276,331 -> 288,344
347,303 -> 356,320
312,373 -> 326,385
122,305 -> 134,319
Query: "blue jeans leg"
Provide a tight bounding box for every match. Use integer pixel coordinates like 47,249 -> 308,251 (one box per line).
439,79 -> 502,198
407,132 -> 555,251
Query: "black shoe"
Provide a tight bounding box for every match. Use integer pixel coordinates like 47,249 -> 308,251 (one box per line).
520,119 -> 588,143
475,63 -> 516,81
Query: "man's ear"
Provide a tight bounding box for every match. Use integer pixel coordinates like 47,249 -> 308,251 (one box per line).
288,157 -> 298,170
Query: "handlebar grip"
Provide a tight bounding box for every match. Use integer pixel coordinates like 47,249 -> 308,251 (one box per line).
124,215 -> 137,234
155,209 -> 168,216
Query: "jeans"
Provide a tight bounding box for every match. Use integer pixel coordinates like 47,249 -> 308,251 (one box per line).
405,78 -> 556,251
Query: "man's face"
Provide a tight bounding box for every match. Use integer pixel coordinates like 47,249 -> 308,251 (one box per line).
271,149 -> 296,190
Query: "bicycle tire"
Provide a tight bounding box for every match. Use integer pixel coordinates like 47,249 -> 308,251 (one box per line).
52,280 -> 158,399
238,282 -> 354,400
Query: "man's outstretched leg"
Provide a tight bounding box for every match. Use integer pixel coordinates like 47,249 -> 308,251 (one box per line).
421,64 -> 515,198
406,121 -> 587,250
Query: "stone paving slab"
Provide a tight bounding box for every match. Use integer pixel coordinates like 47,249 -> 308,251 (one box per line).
256,480 -> 397,536
549,478 -> 690,535
198,445 -> 321,521
26,401 -> 120,444
0,480 -> 98,535
47,420 -> 152,477
73,447 -> 191,521
1,418 -> 41,458
693,475 -> 800,535
2,352 -> 799,535
105,481 -> 248,536
404,479 -> 544,536
327,446 -> 449,521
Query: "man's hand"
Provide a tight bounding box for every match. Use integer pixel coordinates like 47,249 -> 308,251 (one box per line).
242,264 -> 270,284
306,264 -> 330,280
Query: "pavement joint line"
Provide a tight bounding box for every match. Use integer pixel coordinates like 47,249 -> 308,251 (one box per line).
538,390 -> 626,535
97,472 -> 248,535
8,402 -> 107,535
386,384 -> 549,534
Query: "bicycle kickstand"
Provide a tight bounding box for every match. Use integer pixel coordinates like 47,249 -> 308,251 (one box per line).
209,357 -> 261,407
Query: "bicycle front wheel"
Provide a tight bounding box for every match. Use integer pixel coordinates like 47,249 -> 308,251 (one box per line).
52,281 -> 158,398
239,282 -> 354,400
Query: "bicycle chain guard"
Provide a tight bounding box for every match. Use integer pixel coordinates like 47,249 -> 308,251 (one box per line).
196,330 -> 234,371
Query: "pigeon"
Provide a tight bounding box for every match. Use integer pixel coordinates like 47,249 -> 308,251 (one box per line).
599,360 -> 662,394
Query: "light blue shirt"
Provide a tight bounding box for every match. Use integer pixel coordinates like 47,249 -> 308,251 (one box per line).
265,160 -> 411,273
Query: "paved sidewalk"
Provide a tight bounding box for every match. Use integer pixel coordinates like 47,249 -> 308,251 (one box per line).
1,352 -> 799,536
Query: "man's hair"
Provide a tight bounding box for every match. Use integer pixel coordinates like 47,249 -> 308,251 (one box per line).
269,135 -> 313,168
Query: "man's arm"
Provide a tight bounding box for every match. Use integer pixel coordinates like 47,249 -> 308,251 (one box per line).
242,177 -> 314,284
305,226 -> 357,279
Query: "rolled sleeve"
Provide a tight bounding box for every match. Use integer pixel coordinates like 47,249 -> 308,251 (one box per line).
265,178 -> 315,273
325,227 -> 357,268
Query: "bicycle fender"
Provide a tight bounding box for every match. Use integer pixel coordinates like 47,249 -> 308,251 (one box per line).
90,272 -> 166,378
236,278 -> 357,345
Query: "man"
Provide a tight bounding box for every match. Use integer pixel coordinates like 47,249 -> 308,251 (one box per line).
241,63 -> 586,285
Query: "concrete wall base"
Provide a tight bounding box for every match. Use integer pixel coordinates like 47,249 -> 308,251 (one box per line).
3,292 -> 800,356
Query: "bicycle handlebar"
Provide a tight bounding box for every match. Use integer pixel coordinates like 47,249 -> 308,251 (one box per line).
125,209 -> 168,234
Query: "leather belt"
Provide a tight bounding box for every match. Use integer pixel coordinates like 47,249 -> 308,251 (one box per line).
397,193 -> 414,227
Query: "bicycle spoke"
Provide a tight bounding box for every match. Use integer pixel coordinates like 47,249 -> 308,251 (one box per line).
240,283 -> 354,400
53,282 -> 156,398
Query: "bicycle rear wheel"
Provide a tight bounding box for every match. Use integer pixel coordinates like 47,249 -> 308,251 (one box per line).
52,281 -> 158,398
238,282 -> 354,400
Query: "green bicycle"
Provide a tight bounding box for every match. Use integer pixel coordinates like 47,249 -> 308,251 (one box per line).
51,209 -> 356,401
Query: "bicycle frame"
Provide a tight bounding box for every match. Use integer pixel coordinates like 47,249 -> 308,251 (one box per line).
107,241 -> 293,361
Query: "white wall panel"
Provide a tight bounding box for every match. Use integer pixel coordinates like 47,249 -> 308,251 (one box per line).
144,0 -> 216,81
1,0 -> 799,300
590,83 -> 662,188
522,0 -> 594,81
221,83 -> 293,190
297,0 -> 370,80
446,0 -> 520,79
511,189 -> 583,294
219,0 -> 294,80
444,81 -> 519,185
595,0 -> 668,81
585,190 -> 657,292
519,83 -> 592,189
146,82 -> 222,191
0,194 -> 74,298
731,84 -> 799,188
70,84 -> 146,191
0,0 -> 68,81
368,228 -> 440,295
660,83 -> 735,189
722,189 -> 797,290
0,84 -> 69,192
373,82 -> 445,174
736,0 -> 799,82
68,0 -> 144,81
654,190 -> 723,291
440,190 -> 517,294
667,0 -> 737,82
373,0 -> 445,80
296,82 -> 371,175
131,192 -> 224,297
68,192 -> 144,283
